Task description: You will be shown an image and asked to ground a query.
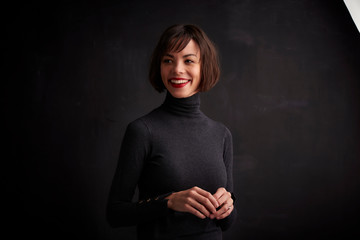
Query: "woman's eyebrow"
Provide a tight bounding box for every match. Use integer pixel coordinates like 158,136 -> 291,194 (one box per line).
183,54 -> 197,58
163,53 -> 198,58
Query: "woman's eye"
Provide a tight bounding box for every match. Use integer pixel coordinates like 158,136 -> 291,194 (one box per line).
163,59 -> 172,63
185,59 -> 194,64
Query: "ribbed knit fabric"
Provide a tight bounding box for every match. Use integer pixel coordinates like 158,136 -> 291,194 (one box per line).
107,92 -> 236,240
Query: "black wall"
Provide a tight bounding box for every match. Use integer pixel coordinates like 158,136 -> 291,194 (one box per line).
5,0 -> 360,239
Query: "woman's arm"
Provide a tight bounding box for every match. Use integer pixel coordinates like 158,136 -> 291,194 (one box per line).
106,120 -> 170,227
214,127 -> 237,231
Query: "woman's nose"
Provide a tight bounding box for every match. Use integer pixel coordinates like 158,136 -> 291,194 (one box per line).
173,61 -> 184,74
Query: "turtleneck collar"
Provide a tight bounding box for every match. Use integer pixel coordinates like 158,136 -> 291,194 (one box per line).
161,91 -> 202,117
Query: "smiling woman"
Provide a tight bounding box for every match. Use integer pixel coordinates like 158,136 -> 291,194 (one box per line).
160,39 -> 201,98
149,24 -> 220,94
106,24 -> 236,240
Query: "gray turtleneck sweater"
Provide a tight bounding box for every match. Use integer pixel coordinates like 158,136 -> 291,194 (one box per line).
107,92 -> 236,240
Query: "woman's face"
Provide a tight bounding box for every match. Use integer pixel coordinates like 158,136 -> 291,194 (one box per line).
160,39 -> 201,98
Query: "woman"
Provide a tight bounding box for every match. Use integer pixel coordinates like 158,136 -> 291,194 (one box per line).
107,24 -> 236,240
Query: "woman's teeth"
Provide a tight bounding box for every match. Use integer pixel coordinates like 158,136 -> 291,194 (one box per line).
170,79 -> 189,84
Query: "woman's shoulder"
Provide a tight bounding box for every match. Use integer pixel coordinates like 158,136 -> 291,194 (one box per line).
202,114 -> 232,138
203,114 -> 230,129
126,107 -> 163,132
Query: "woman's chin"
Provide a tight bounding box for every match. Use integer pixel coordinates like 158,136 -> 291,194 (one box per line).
167,90 -> 198,99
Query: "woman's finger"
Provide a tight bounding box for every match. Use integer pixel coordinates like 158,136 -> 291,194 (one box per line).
211,196 -> 234,219
213,187 -> 226,200
213,187 -> 232,207
215,203 -> 234,220
186,197 -> 211,218
191,187 -> 219,213
217,191 -> 232,206
184,203 -> 207,219
211,188 -> 234,219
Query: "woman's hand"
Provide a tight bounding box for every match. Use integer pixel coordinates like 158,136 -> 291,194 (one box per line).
210,187 -> 234,220
165,186 -> 220,219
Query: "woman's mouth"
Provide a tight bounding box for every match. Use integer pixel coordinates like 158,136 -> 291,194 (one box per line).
169,78 -> 191,88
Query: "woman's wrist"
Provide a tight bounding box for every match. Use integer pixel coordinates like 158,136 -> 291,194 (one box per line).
165,193 -> 174,208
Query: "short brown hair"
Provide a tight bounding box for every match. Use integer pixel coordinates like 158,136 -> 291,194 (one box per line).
149,24 -> 220,93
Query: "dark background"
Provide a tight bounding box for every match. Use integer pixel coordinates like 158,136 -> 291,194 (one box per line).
5,0 -> 360,239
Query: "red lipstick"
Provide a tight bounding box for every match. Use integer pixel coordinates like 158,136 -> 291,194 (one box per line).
169,78 -> 191,88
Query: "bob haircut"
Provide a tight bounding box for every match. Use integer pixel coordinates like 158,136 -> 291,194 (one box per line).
149,24 -> 220,93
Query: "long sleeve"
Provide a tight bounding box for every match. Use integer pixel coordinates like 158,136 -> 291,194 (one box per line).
106,119 -> 170,227
217,127 -> 237,231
